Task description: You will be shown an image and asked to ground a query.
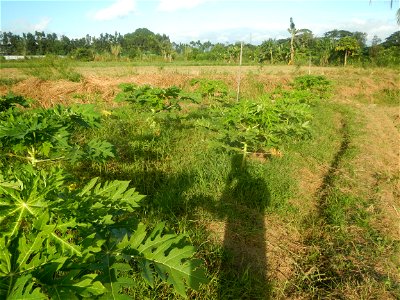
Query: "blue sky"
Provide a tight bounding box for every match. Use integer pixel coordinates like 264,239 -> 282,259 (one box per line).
1,0 -> 399,44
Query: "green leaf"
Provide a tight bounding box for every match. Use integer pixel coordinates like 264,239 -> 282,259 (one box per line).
128,223 -> 209,297
5,274 -> 46,300
46,272 -> 106,299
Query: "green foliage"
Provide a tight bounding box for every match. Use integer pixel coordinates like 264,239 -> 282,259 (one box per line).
0,93 -> 30,112
190,78 -> 229,101
0,78 -> 23,87
2,29 -> 400,67
0,103 -> 114,166
335,36 -> 360,53
219,97 -> 312,155
0,94 -> 208,298
74,47 -> 95,61
374,46 -> 400,67
194,77 -> 332,160
0,166 -> 208,299
292,75 -> 332,97
115,83 -> 196,112
22,55 -> 82,82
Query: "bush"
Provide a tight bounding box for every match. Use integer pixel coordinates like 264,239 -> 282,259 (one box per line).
74,48 -> 94,62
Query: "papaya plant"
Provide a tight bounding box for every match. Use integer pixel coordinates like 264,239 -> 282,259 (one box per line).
292,75 -> 332,98
195,85 -> 316,163
0,93 -> 30,112
0,103 -> 115,167
115,83 -> 196,112
0,94 -> 209,298
220,98 -> 312,160
0,165 -> 208,299
189,78 -> 229,102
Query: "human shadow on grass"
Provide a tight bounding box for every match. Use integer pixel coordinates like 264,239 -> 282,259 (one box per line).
215,154 -> 272,300
72,124 -> 272,298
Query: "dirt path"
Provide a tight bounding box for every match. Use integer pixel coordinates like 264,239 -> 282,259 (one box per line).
294,93 -> 399,298
268,83 -> 400,298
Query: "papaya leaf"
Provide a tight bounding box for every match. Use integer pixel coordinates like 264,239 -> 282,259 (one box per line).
136,223 -> 209,297
4,274 -> 46,300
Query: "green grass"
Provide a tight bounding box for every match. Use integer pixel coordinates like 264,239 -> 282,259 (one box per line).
20,71 -> 396,299
0,59 -> 260,69
66,77 -> 318,298
24,56 -> 82,82
0,77 -> 23,86
285,104 -> 400,299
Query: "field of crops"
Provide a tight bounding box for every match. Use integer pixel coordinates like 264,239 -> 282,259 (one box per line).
0,63 -> 399,299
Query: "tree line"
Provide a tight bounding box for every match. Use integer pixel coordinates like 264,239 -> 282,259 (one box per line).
1,26 -> 399,67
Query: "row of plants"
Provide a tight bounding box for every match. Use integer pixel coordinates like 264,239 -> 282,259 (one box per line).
115,75 -> 331,163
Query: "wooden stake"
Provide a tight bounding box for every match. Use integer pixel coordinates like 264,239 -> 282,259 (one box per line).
236,42 -> 243,102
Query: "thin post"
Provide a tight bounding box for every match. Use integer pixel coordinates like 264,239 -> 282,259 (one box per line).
236,41 -> 243,102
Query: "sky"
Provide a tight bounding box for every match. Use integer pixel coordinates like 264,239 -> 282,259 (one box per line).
1,0 -> 399,44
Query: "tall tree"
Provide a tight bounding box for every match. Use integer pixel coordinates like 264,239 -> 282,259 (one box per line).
335,36 -> 360,66
259,39 -> 277,64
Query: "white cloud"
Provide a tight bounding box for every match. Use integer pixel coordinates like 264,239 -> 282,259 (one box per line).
158,0 -> 209,12
92,0 -> 136,21
2,17 -> 51,33
32,17 -> 51,31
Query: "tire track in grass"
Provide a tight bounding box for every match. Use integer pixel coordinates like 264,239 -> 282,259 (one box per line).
302,113 -> 352,298
291,109 -> 400,299
317,117 -> 350,209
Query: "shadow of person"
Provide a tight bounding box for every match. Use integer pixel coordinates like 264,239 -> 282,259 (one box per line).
217,154 -> 271,299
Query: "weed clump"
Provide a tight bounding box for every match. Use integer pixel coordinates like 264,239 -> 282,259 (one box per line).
292,75 -> 332,97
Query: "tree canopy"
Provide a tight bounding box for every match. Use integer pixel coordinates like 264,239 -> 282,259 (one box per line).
1,29 -> 399,67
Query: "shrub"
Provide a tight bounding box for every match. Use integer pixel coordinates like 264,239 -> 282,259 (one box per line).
74,48 -> 95,62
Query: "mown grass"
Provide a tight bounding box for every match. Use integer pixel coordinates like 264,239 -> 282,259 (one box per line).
286,105 -> 400,299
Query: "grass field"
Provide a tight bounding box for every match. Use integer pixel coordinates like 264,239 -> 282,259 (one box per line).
1,63 -> 399,299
